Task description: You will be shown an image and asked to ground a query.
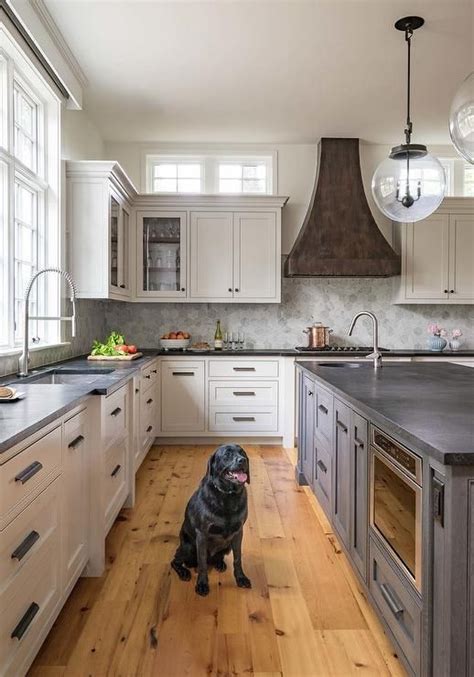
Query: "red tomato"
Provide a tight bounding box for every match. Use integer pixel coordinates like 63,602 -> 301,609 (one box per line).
117,344 -> 129,353
128,345 -> 137,354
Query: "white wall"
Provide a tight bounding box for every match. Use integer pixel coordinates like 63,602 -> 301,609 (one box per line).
62,107 -> 105,160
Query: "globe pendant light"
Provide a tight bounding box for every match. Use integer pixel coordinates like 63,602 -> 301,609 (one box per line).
372,17 -> 446,223
449,71 -> 474,164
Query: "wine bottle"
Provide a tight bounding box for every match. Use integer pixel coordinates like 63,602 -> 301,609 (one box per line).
214,320 -> 223,350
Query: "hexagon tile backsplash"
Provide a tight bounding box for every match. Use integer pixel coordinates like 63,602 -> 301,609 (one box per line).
104,278 -> 474,350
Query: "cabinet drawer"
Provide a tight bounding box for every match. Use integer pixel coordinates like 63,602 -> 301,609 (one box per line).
209,409 -> 278,432
0,525 -> 61,676
208,380 -> 278,406
0,426 -> 61,530
313,438 -> 331,516
208,360 -> 279,378
369,537 -> 421,674
104,387 -> 128,448
141,361 -> 159,392
0,479 -> 60,594
104,438 -> 127,532
315,385 -> 333,446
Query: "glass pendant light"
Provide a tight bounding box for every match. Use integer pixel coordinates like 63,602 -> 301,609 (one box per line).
449,72 -> 474,164
372,17 -> 446,223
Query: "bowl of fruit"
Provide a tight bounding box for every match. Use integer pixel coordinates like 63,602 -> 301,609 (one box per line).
160,331 -> 191,351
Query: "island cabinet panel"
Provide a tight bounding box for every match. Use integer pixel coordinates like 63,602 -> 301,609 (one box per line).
350,411 -> 368,581
300,373 -> 315,485
313,436 -> 332,517
314,383 -> 333,447
332,398 -> 352,550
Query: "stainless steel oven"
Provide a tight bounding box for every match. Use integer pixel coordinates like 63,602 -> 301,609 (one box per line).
370,427 -> 423,592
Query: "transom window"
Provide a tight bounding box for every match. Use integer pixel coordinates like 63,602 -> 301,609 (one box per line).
0,25 -> 61,352
147,153 -> 274,194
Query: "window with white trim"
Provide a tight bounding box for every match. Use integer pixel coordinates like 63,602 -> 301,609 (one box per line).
147,153 -> 274,194
0,26 -> 61,352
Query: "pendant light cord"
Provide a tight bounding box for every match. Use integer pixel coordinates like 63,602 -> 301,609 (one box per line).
404,26 -> 413,145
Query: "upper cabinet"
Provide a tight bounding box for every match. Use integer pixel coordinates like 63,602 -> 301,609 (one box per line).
67,162 -> 135,300
393,198 -> 474,304
67,162 -> 287,303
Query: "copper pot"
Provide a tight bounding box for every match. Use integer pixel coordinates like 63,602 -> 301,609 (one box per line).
303,323 -> 333,349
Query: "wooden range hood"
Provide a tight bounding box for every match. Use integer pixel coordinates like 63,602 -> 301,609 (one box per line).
284,138 -> 401,277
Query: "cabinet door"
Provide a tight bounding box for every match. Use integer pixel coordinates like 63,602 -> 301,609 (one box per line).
333,399 -> 351,549
301,374 -> 315,484
449,214 -> 474,301
62,410 -> 89,593
351,411 -> 368,581
404,215 -> 450,300
109,194 -> 120,292
161,362 -> 205,432
190,212 -> 233,299
136,212 -> 187,298
233,212 -> 279,301
119,204 -> 131,297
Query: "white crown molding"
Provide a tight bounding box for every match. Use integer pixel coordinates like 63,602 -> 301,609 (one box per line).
29,0 -> 88,89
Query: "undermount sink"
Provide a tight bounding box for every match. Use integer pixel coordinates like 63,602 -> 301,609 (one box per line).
19,368 -> 115,385
316,362 -> 362,368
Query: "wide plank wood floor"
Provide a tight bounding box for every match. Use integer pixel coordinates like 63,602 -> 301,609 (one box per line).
30,445 -> 407,676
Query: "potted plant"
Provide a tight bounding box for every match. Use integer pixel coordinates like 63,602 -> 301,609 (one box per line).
449,328 -> 463,351
427,323 -> 448,351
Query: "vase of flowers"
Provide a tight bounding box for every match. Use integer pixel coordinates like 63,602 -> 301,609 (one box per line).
449,328 -> 463,351
427,323 -> 447,351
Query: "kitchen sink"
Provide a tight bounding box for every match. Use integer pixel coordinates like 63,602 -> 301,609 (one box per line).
316,362 -> 362,368
17,368 -> 115,385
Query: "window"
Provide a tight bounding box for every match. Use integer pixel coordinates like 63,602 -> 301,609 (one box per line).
0,25 -> 61,352
146,153 -> 274,194
464,163 -> 474,197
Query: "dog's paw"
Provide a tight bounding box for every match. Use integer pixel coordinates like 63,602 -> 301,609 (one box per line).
171,561 -> 191,582
215,560 -> 227,572
235,574 -> 252,589
195,579 -> 210,596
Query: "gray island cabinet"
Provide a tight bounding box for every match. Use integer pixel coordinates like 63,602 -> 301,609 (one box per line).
296,361 -> 474,677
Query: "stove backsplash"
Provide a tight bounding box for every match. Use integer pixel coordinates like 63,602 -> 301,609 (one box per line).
103,277 -> 474,350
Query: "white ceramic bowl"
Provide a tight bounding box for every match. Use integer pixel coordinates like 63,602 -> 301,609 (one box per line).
160,338 -> 191,351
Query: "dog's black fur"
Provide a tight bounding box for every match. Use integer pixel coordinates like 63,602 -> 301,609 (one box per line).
171,444 -> 251,596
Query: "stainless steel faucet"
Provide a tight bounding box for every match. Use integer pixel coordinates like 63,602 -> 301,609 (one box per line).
18,268 -> 77,377
348,311 -> 382,369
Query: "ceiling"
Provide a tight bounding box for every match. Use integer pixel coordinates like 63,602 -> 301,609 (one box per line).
45,0 -> 473,145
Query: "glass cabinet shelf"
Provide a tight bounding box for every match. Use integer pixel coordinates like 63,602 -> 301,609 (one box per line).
139,214 -> 186,295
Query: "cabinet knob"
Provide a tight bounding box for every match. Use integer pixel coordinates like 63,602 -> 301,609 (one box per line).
450,289 -> 455,294
181,288 -> 185,292
308,391 -> 313,396
235,288 -> 239,292
444,289 -> 448,293
228,288 -> 232,292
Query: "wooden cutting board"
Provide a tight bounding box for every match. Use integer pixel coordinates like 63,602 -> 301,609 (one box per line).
87,352 -> 143,361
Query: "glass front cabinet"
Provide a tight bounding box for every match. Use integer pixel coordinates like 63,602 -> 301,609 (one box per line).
136,211 -> 187,299
109,192 -> 131,298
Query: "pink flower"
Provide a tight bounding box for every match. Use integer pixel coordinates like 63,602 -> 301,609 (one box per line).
452,328 -> 463,338
427,323 -> 440,335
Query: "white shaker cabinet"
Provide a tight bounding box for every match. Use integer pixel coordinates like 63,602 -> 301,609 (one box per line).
161,361 -> 205,433
189,212 -> 234,299
393,198 -> 474,304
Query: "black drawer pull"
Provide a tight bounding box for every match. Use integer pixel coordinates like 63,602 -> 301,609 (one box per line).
146,425 -> 153,433
233,391 -> 255,396
11,530 -> 40,561
317,459 -> 327,474
119,284 -> 126,289
110,407 -> 122,417
172,371 -> 195,376
15,461 -> 43,485
380,583 -> 404,618
111,464 -> 122,477
152,369 -> 157,374
318,404 -> 328,414
68,434 -> 84,450
233,367 -> 255,372
233,416 -> 255,422
145,374 -> 151,379
336,419 -> 348,433
308,390 -> 313,396
354,436 -> 365,448
146,398 -> 153,404
11,602 -> 40,640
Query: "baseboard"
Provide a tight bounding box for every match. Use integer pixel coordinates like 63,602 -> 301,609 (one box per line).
154,436 -> 284,446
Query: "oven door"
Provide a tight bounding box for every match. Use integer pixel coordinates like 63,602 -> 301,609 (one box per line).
370,446 -> 422,592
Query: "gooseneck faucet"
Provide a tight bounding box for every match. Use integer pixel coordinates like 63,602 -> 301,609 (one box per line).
18,268 -> 77,377
348,311 -> 382,370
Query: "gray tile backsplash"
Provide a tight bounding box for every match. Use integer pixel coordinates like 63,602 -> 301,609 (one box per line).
103,277 -> 474,350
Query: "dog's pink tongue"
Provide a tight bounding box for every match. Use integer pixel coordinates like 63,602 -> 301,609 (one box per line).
236,471 -> 247,483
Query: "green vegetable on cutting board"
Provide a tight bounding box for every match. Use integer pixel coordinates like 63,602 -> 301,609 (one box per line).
90,331 -> 127,356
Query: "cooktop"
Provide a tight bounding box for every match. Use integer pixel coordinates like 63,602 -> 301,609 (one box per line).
295,346 -> 390,352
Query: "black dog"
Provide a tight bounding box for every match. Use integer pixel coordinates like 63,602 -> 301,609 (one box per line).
171,444 -> 252,596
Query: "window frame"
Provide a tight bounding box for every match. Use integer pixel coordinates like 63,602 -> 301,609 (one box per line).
0,26 -> 61,354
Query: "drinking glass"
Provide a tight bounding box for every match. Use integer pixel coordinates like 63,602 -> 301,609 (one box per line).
230,332 -> 237,351
223,331 -> 229,350
238,331 -> 245,350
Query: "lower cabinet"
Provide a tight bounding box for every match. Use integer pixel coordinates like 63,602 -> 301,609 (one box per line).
333,398 -> 352,550
161,361 -> 205,432
350,411 -> 368,580
313,436 -> 332,516
300,374 -> 315,484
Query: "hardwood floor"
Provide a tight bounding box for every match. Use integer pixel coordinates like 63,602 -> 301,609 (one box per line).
30,445 -> 406,676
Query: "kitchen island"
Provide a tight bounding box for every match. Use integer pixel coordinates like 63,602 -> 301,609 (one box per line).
296,361 -> 474,677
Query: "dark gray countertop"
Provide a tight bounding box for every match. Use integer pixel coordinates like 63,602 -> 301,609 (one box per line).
157,348 -> 474,357
298,361 -> 474,466
0,352 -> 158,455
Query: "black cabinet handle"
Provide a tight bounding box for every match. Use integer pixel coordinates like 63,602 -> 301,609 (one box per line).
152,369 -> 157,374
336,419 -> 348,433
380,583 -> 404,618
135,387 -> 140,394
228,288 -> 232,292
354,436 -> 365,448
233,416 -> 255,422
172,371 -> 194,376
233,391 -> 255,396
11,602 -> 40,640
318,404 -> 328,414
308,390 -> 313,396
15,461 -> 43,485
145,374 -> 151,379
317,459 -> 327,474
233,367 -> 255,372
444,289 -> 448,293
11,530 -> 40,561
235,288 -> 239,292
450,289 -> 455,294
68,434 -> 84,450
111,464 -> 122,477
181,287 -> 185,292
119,284 -> 126,289
146,398 -> 153,404
110,407 -> 122,417
146,425 -> 153,433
